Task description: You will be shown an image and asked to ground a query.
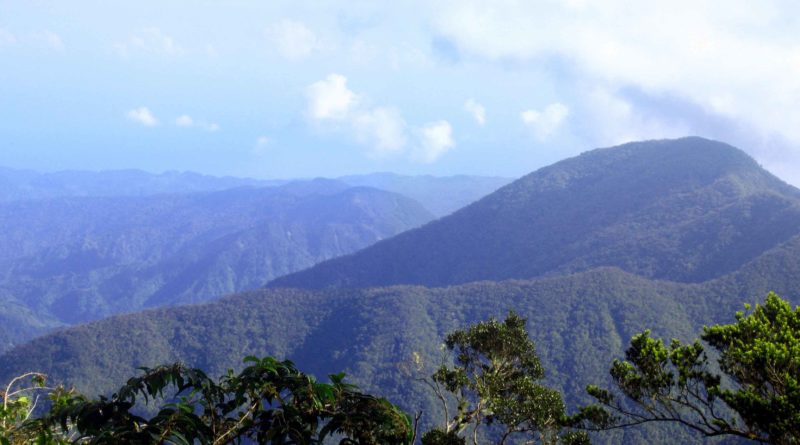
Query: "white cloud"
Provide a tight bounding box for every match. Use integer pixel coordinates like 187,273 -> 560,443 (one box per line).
353,107 -> 408,155
415,121 -> 455,163
268,20 -> 320,60
175,114 -> 219,131
521,103 -> 569,140
127,107 -> 158,127
0,28 -> 16,46
115,28 -> 182,57
35,30 -> 64,51
175,115 -> 194,127
253,136 -> 271,156
433,0 -> 800,146
306,73 -> 358,120
583,89 -> 688,146
306,73 -> 453,162
464,99 -> 486,126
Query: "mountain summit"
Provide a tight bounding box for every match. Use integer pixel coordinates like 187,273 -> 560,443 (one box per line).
270,137 -> 800,288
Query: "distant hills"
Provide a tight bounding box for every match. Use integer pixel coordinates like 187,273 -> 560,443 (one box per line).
271,137 -> 800,289
0,168 -> 509,353
0,167 -> 284,201
338,172 -> 511,217
0,180 -> 434,351
3,137 -> 800,442
0,166 -> 511,218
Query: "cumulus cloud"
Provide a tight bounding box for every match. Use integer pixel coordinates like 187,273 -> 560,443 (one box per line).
521,103 -> 569,140
127,107 -> 158,126
175,115 -> 194,127
433,0 -> 800,146
306,73 -> 454,161
115,28 -> 182,57
583,89 -> 688,146
175,114 -> 219,131
267,19 -> 321,60
464,99 -> 486,126
306,74 -> 358,120
0,29 -> 63,50
415,121 -> 455,163
352,107 -> 408,154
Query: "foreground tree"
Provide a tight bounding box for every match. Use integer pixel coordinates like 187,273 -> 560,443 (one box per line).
573,292 -> 800,444
0,372 -> 69,444
15,356 -> 412,444
421,311 -> 588,445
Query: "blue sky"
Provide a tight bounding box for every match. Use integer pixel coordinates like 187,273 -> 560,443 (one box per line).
2,1 -> 800,183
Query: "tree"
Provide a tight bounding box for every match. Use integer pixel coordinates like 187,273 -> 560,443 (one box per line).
421,311 -> 588,445
0,371 -> 71,445
15,356 -> 412,444
573,292 -> 800,444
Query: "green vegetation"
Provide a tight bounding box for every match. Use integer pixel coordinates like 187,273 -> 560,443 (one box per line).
6,138 -> 800,444
422,312 -> 588,445
5,295 -> 799,444
272,137 -> 800,290
0,181 -> 433,353
4,357 -> 412,444
574,292 -> 800,444
6,262 -> 800,443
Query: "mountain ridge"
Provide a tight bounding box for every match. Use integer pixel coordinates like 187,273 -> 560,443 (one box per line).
270,137 -> 800,289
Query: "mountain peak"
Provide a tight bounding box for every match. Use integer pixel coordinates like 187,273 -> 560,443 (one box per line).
270,138 -> 800,289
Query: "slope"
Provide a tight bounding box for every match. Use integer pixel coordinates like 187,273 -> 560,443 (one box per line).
0,180 -> 433,351
3,251 -> 799,442
338,172 -> 512,217
271,137 -> 800,289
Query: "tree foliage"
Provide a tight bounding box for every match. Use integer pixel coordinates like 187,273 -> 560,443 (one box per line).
9,356 -> 412,444
422,311 -> 588,445
574,292 -> 800,444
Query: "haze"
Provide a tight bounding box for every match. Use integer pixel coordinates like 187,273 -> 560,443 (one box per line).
3,1 -> 800,183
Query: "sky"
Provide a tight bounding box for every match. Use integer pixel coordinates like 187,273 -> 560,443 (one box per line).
2,1 -> 800,183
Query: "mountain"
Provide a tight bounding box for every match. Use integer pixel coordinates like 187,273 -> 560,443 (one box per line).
3,244 -> 799,442
0,179 -> 433,352
0,167 -> 285,201
338,172 -> 512,217
5,137 -> 800,442
271,137 -> 800,289
0,166 -> 510,218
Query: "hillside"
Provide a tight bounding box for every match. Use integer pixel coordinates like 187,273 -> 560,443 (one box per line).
4,137 -> 800,441
338,172 -> 512,217
3,249 -> 799,442
271,137 -> 800,289
0,180 -> 433,352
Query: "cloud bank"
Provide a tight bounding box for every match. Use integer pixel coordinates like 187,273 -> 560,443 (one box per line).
306,73 -> 455,162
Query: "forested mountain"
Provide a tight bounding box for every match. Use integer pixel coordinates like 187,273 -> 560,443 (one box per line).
271,137 -> 800,289
4,137 -> 800,442
4,238 -> 800,442
338,172 -> 511,217
0,180 -> 433,352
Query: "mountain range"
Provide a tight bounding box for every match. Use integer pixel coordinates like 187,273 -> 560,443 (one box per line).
0,167 -> 511,218
0,171 -> 510,353
1,137 -> 797,442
